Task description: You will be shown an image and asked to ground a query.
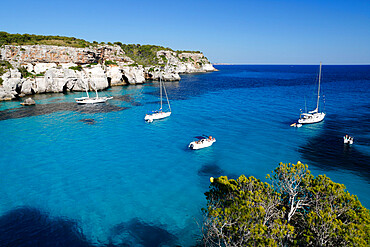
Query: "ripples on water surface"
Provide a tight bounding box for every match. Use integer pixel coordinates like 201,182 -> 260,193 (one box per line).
0,65 -> 369,246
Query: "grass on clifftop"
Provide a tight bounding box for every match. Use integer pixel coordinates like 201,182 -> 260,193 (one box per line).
115,44 -> 203,66
0,32 -> 92,48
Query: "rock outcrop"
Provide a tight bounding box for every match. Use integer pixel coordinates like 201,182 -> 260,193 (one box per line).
0,44 -> 216,101
20,97 -> 35,105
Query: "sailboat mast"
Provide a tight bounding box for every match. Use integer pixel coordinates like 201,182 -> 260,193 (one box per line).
163,81 -> 171,112
160,74 -> 163,110
316,62 -> 322,110
85,81 -> 90,98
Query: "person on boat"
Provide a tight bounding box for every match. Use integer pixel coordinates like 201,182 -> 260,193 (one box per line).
209,136 -> 212,141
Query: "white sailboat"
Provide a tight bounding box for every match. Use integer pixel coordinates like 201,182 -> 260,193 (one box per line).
145,75 -> 171,122
75,82 -> 113,104
298,62 -> 326,124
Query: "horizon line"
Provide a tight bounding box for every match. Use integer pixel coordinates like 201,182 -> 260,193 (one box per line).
212,63 -> 370,66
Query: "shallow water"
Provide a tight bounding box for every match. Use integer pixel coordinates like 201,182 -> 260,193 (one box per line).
0,65 -> 369,246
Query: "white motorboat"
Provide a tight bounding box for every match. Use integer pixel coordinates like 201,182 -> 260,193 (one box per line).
75,83 -> 112,104
145,74 -> 171,122
298,62 -> 326,124
188,135 -> 216,150
343,135 -> 354,144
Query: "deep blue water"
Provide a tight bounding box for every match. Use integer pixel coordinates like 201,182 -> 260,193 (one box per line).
0,65 -> 369,246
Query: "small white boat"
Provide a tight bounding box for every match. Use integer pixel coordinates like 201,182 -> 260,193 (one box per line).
298,62 -> 326,124
343,135 -> 354,144
290,123 -> 302,128
75,83 -> 112,104
188,135 -> 216,150
145,74 -> 171,122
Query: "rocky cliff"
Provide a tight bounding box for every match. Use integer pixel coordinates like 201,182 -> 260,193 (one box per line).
0,44 -> 216,101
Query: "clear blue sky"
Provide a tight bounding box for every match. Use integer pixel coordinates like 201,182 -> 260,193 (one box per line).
1,0 -> 369,64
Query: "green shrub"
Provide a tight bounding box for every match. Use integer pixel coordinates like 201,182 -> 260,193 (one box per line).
18,66 -> 33,78
0,60 -> 13,69
0,67 -> 5,76
177,50 -> 201,53
104,60 -> 118,66
159,55 -> 168,64
68,65 -> 83,71
0,78 -> 3,85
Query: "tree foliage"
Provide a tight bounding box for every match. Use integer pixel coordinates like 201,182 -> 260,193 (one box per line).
118,44 -> 173,66
202,162 -> 370,246
0,31 -> 92,48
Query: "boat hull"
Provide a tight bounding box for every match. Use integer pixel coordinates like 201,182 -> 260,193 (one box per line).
298,112 -> 326,124
145,112 -> 171,122
75,97 -> 112,104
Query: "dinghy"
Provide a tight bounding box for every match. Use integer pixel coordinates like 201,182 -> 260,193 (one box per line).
343,135 -> 354,144
290,123 -> 302,128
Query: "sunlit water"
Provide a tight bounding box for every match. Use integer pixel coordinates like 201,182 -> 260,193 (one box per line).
0,65 -> 369,246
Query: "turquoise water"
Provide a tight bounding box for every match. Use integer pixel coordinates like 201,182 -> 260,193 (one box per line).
0,65 -> 369,246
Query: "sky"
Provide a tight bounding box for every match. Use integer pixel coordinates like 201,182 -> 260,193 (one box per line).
1,0 -> 369,64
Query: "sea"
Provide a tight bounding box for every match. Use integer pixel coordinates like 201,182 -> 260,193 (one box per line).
0,65 -> 369,246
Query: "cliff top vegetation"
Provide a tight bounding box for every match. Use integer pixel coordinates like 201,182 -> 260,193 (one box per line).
115,43 -> 172,66
0,32 -> 92,48
0,32 -> 206,66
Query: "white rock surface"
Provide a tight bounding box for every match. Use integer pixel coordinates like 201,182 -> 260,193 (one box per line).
34,63 -> 57,74
0,44 -> 216,101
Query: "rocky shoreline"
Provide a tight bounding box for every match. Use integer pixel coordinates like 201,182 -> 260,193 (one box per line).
0,44 -> 216,101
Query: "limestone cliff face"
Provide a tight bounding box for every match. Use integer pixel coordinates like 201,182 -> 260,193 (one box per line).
0,45 -> 132,64
0,44 -> 216,101
144,50 -> 215,81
